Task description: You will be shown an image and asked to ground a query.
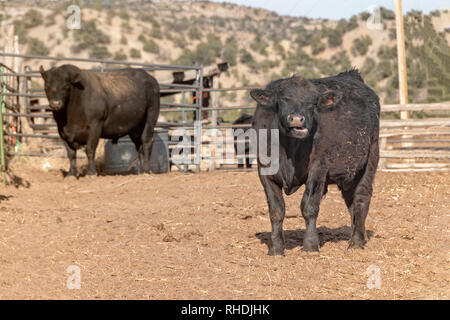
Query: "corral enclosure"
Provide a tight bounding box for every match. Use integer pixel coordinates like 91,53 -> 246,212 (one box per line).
0,0 -> 449,300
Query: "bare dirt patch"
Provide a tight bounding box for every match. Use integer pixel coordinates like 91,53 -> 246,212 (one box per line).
0,165 -> 448,299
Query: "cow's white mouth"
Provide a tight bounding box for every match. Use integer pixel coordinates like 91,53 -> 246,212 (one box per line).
49,100 -> 63,110
292,127 -> 308,134
289,127 -> 309,138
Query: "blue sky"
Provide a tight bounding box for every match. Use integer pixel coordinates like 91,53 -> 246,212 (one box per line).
212,0 -> 450,20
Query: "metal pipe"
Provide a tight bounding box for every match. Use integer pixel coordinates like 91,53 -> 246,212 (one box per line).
0,52 -> 200,70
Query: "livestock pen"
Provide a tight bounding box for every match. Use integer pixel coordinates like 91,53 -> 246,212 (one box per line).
2,53 -> 449,177
0,53 -> 449,300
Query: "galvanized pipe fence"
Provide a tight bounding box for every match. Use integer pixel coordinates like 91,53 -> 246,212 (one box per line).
0,52 -> 260,174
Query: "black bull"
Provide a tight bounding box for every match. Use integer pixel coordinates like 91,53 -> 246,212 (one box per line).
40,64 -> 160,176
250,70 -> 380,255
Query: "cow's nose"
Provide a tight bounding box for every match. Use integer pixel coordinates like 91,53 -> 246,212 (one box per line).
287,114 -> 305,127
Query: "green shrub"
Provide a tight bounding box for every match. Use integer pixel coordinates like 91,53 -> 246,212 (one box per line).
188,27 -> 202,40
172,48 -> 194,66
23,9 -> 43,29
173,42 -> 217,66
129,48 -> 141,59
294,26 -> 313,47
347,15 -> 359,31
206,33 -> 222,58
113,51 -> 127,61
272,41 -> 285,58
352,35 -> 372,56
151,27 -> 163,39
377,61 -> 393,79
327,29 -> 343,48
73,20 -> 110,50
380,7 -> 395,20
283,50 -> 313,73
250,35 -> 268,55
260,59 -> 280,72
89,46 -> 111,59
45,13 -> 56,27
194,42 -> 217,65
377,45 -> 397,60
361,57 -> 376,74
121,22 -> 133,32
239,49 -> 255,65
27,37 -> 49,56
143,39 -> 159,54
222,36 -> 238,65
119,9 -> 129,21
331,51 -> 351,70
359,11 -> 371,21
172,36 -> 187,49
311,37 -> 326,55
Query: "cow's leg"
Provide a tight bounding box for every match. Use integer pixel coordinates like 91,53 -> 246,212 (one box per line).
300,166 -> 327,251
129,130 -> 143,172
141,124 -> 155,173
260,176 -> 286,256
141,91 -> 159,173
63,140 -> 77,177
85,123 -> 102,176
345,142 -> 379,249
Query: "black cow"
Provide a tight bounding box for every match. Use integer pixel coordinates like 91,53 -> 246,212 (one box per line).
40,64 -> 160,176
250,70 -> 380,255
233,113 -> 254,168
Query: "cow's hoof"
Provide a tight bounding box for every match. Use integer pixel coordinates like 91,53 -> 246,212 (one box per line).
268,246 -> 285,256
65,172 -> 77,178
302,237 -> 319,252
86,170 -> 97,176
348,237 -> 366,250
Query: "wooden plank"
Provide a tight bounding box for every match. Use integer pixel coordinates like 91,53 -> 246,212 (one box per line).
381,168 -> 450,172
386,163 -> 449,169
380,150 -> 450,158
380,118 -> 450,128
381,102 -> 450,112
379,128 -> 450,137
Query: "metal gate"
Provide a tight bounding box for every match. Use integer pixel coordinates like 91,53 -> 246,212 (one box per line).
0,52 -> 207,174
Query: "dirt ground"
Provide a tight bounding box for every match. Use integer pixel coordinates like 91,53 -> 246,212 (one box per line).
0,162 -> 449,299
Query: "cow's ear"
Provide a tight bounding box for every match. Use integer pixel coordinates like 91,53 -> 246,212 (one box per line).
250,89 -> 275,108
71,72 -> 84,90
317,91 -> 342,111
39,65 -> 47,80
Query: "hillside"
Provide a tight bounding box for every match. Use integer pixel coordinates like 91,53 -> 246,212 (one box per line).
1,0 -> 449,114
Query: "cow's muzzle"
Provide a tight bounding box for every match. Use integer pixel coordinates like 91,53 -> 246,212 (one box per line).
287,114 -> 308,137
49,100 -> 63,110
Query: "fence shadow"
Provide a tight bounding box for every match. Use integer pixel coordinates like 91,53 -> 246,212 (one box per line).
255,226 -> 374,251
0,195 -> 13,202
5,171 -> 31,188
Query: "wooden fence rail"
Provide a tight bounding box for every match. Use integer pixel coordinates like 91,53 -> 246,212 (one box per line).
378,101 -> 450,171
